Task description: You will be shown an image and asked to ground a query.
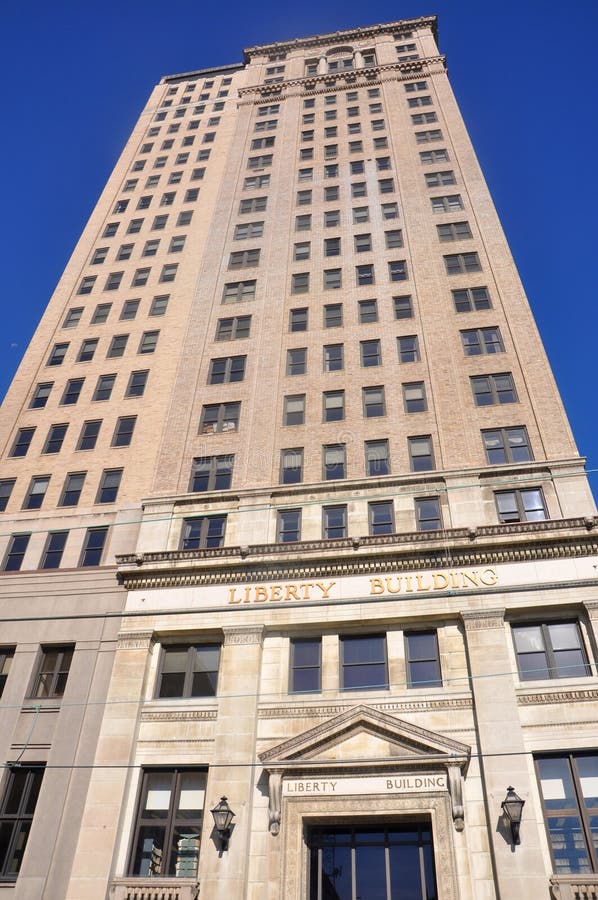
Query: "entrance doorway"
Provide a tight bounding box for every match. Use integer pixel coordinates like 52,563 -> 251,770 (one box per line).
307,823 -> 437,900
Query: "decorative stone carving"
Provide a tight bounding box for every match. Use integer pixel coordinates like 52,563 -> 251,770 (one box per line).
461,609 -> 505,630
223,625 -> 264,646
116,631 -> 154,650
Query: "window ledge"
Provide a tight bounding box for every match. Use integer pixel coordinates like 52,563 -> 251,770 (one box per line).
109,878 -> 199,900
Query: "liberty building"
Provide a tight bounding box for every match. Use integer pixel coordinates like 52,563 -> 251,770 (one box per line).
0,15 -> 597,900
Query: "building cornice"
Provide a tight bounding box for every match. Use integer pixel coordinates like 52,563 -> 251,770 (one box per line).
116,516 -> 598,590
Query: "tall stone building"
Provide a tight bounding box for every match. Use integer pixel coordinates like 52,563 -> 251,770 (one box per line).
0,15 -> 597,900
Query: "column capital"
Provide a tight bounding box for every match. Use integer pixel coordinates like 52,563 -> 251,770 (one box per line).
116,630 -> 154,651
461,608 -> 505,631
223,625 -> 265,646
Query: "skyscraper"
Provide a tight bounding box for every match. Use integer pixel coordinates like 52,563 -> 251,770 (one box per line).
1,16 -> 597,900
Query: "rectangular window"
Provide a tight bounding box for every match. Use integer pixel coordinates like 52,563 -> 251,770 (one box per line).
536,753 -> 598,874
77,338 -> 98,362
200,402 -> 241,434
495,488 -> 547,523
323,269 -> 342,290
323,344 -> 343,372
291,272 -> 309,294
415,496 -> 442,531
126,370 -> 148,397
104,272 -> 124,291
234,221 -> 264,240
290,639 -> 321,692
461,327 -> 504,355
289,308 -> 308,332
139,331 -> 159,354
353,206 -> 369,224
91,303 -> 112,324
324,210 -> 340,227
112,416 -> 136,447
63,307 -> 83,327
294,241 -> 310,261
403,381 -> 427,413
3,534 -> 31,572
419,149 -> 449,164
430,191 -> 461,209
295,214 -> 312,232
208,356 -> 246,384
358,299 -> 378,323
23,476 -> 49,510
93,374 -> 116,401
296,189 -> 312,206
107,334 -> 129,358
40,531 -> 68,570
222,280 -> 256,304
47,343 -> 69,366
411,111 -> 438,125
514,623 -> 589,681
405,632 -> 442,688
97,468 -> 122,504
159,264 -> 178,283
437,221 -> 473,242
181,516 -> 226,549
189,455 -> 233,492
471,373 -> 517,406
239,196 -> 268,213
378,178 -> 394,194
323,390 -> 344,422
282,394 -> 305,427
362,386 -> 385,417
415,129 -> 443,143
323,444 -> 346,480
397,335 -> 420,363
368,500 -> 394,535
59,472 -> 86,506
277,508 -> 301,543
280,449 -> 303,485
128,769 -> 207,878
393,295 -> 413,319
354,233 -> 372,253
408,95 -> 433,107
79,527 -> 108,566
243,175 -> 270,190
408,435 -> 435,471
324,237 -> 341,256
0,766 -> 45,880
444,252 -> 482,275
215,315 -> 251,341
351,182 -> 366,198
0,480 -> 15,513
150,295 -> 169,317
43,423 -> 68,454
286,348 -> 307,376
385,229 -> 403,249
389,260 -> 408,281
482,427 -> 532,464
157,645 -> 221,698
365,439 -> 390,477
341,635 -> 388,691
0,649 -> 14,696
77,420 -> 101,451
381,202 -> 399,220
32,645 -> 73,698
30,382 -> 53,409
356,264 -> 374,286
10,427 -> 35,458
323,505 -> 347,540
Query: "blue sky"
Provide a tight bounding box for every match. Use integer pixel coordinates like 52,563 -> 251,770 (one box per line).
2,0 -> 597,500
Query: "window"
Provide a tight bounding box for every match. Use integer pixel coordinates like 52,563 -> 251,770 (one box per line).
296,190 -> 312,206
127,219 -> 144,234
63,307 -> 83,328
234,221 -> 264,240
350,159 -> 364,173
77,338 -> 98,362
112,416 -> 136,447
103,222 -> 119,237
385,229 -> 403,249
287,348 -> 307,376
97,469 -> 122,503
0,480 -> 15,512
40,531 -> 68,570
128,769 -> 207,878
398,335 -> 420,363
239,196 -> 267,213
228,249 -> 260,270
323,444 -> 346,480
107,334 -> 129,358
91,247 -> 108,265
139,331 -> 159,353
0,766 -> 45,880
420,149 -> 449,164
324,303 -> 343,328
461,327 -> 504,355
513,622 -> 590,681
495,488 -> 547,523
408,95 -> 433,107
354,233 -> 372,253
157,645 -> 221,698
91,303 -> 112,324
208,355 -> 246,384
125,370 -> 148,398
323,390 -> 344,422
536,753 -> 598,874
222,280 -> 256,303
200,402 -> 240,434
3,534 -> 30,572
77,420 -> 101,451
378,178 -> 395,194
181,516 -> 226,549
289,308 -> 308,332
482,427 -> 531,465
10,427 -> 35,458
453,286 -> 491,312
405,632 -> 442,688
381,202 -> 399,220
356,264 -> 374,286
363,437 -> 390,477
290,639 -> 321,692
247,154 -> 272,170
444,252 -> 482,275
93,374 -> 116,401
353,206 -> 369,224
437,221 -> 473,242
324,237 -> 341,257
215,315 -> 251,341
389,260 -> 408,281
295,214 -> 311,232
189,455 -> 233,492
32,646 -> 73,698
43,423 -> 68,454
415,496 -> 442,531
362,386 -> 385,417
411,112 -> 438,125
150,295 -> 169,316
243,175 -> 270,190
351,182 -> 367,199
59,472 -> 86,506
283,395 -> 305,426
324,210 -> 340,227
176,211 -> 193,226
280,449 -> 303,484
276,508 -> 301,543
323,269 -> 342,290
47,343 -> 69,366
402,382 -> 427,413
341,635 -> 387,691
0,649 -> 13,696
79,527 -> 108,566
114,199 -> 130,213
368,501 -> 394,535
359,339 -> 381,367
323,344 -> 343,372
408,435 -> 434,471
324,164 -> 338,178
142,239 -> 159,257
415,129 -> 443,143
294,242 -> 310,261
430,194 -> 462,213
23,476 -> 49,510
359,299 -> 378,323
160,264 -> 178,283
30,382 -> 53,409
471,373 -> 517,406
291,273 -> 309,294
160,192 -> 175,206
104,272 -> 124,291
392,295 -> 413,319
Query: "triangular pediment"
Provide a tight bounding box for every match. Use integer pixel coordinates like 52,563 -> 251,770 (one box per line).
259,705 -> 470,766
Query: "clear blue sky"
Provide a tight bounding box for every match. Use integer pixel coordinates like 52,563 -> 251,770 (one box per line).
2,0 -> 597,500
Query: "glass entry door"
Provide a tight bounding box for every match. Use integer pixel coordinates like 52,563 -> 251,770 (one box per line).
307,823 -> 437,900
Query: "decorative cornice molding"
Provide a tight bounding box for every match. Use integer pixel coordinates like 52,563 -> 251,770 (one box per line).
583,600 -> 598,618
117,631 -> 154,650
223,625 -> 265,646
141,710 -> 218,722
259,697 -> 473,719
461,609 -> 505,631
517,687 -> 598,706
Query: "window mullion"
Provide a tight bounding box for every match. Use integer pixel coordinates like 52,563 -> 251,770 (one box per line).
571,756 -> 598,871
